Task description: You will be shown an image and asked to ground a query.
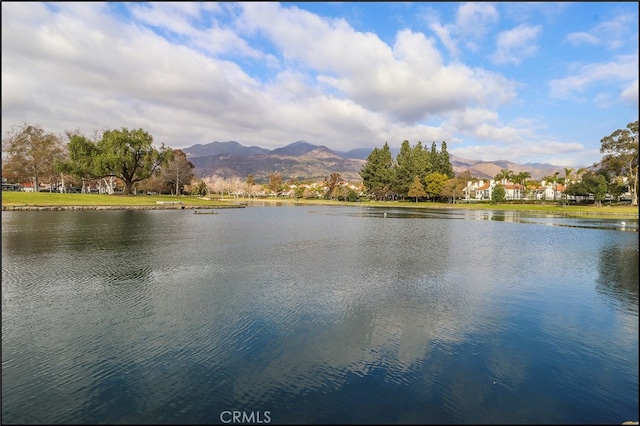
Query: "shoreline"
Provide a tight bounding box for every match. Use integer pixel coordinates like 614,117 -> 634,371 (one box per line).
2,201 -> 637,218
1,204 -> 245,211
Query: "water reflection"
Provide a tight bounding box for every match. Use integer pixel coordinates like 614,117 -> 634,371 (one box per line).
596,243 -> 639,313
2,207 -> 638,424
329,206 -> 638,232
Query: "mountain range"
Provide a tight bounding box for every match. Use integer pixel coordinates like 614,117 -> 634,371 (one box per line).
182,141 -> 566,182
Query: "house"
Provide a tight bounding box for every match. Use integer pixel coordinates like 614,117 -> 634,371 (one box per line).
463,179 -> 566,201
19,182 -> 53,192
1,182 -> 20,191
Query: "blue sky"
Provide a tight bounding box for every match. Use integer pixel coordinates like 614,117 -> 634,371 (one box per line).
2,2 -> 638,168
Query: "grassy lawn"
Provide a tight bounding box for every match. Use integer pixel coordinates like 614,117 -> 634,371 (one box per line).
1,192 -> 239,207
2,192 -> 637,218
254,197 -> 639,218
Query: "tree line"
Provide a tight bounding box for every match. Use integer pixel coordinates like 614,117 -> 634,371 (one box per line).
360,140 -> 462,201
2,121 -> 637,206
2,125 -> 195,195
359,121 -> 637,207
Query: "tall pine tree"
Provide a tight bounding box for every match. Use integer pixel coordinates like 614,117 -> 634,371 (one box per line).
394,140 -> 414,199
360,142 -> 395,200
439,141 -> 455,178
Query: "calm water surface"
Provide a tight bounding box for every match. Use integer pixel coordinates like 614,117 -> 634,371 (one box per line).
2,206 -> 638,424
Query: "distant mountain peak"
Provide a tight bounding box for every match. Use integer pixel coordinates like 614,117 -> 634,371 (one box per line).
182,140 -> 565,182
270,141 -> 330,157
182,141 -> 269,158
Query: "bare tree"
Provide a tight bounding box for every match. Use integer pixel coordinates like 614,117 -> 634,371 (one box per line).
161,149 -> 194,195
2,123 -> 66,191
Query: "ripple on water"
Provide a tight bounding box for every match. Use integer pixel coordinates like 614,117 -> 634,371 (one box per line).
1,208 -> 637,424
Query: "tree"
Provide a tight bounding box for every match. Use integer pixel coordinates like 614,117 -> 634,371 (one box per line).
441,171 -> 474,203
324,172 -> 342,199
407,175 -> 426,202
96,128 -> 170,195
58,133 -> 102,193
190,179 -> 209,196
394,140 -> 415,199
563,167 -> 575,184
438,141 -> 455,178
513,171 -> 531,201
495,168 -> 513,184
267,171 -> 284,194
135,173 -> 167,194
424,172 -> 448,201
412,141 -> 431,178
600,120 -> 638,206
491,184 -> 506,203
581,172 -> 608,207
2,123 -> 65,192
542,172 -> 561,201
161,149 -> 194,195
429,142 -> 439,174
360,142 -> 395,200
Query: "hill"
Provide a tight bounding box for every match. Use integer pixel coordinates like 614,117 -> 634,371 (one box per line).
182,141 -> 565,182
184,141 -> 366,182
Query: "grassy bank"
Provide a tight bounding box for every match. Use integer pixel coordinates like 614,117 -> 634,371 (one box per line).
2,192 -> 638,218
1,192 -> 241,208
252,197 -> 639,218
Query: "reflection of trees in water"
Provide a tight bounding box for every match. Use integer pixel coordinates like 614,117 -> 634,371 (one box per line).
67,210 -> 159,251
2,212 -> 72,256
596,245 -> 639,309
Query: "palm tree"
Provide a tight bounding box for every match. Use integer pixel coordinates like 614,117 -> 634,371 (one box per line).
514,171 -> 531,201
561,168 -> 574,206
494,169 -> 513,200
552,171 -> 560,201
564,167 -> 575,184
542,173 -> 559,202
495,169 -> 513,184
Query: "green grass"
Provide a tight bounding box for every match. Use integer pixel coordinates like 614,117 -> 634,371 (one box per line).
1,192 -> 238,207
255,197 -> 639,218
2,192 -> 637,218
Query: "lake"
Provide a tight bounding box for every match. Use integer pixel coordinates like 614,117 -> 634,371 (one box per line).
1,205 -> 638,424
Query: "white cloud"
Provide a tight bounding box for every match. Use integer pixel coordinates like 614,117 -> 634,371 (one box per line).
565,15 -> 636,50
564,32 -> 599,46
428,21 -> 459,58
236,3 -> 517,123
490,24 -> 541,65
451,140 -> 590,167
1,2 -> 635,169
454,2 -> 499,40
621,79 -> 639,106
548,53 -> 639,100
426,2 -> 498,55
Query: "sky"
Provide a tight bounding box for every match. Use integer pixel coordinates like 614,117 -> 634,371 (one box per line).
2,2 -> 638,168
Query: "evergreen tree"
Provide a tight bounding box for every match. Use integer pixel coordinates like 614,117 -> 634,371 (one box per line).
439,141 -> 455,178
412,141 -> 431,178
492,184 -> 506,203
394,140 -> 414,199
360,142 -> 395,200
430,141 -> 438,174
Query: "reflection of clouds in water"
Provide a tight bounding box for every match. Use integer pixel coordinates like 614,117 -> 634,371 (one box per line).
220,212 -> 638,420
223,219 -> 519,402
4,207 -> 637,423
